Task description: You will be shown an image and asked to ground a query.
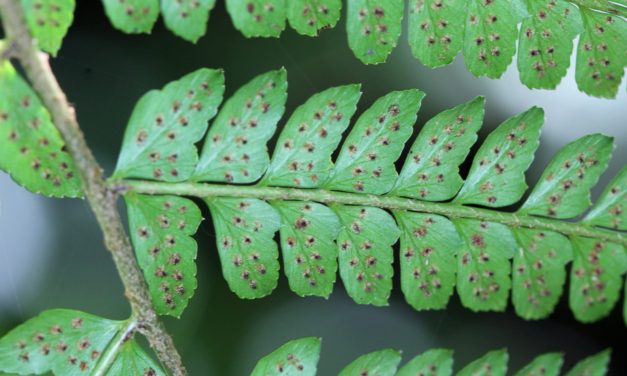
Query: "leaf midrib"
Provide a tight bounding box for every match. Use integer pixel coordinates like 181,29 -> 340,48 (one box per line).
115,179 -> 626,246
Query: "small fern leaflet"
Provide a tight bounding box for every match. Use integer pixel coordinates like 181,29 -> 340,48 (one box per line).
102,0 -> 160,34
0,61 -> 82,198
20,0 -> 75,55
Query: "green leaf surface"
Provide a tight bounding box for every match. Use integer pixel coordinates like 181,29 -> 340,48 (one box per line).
454,219 -> 516,311
287,0 -> 341,37
397,348 -> 454,376
457,349 -> 508,376
113,74 -> 627,323
207,197 -> 281,299
250,337 -> 321,376
511,229 -> 572,320
161,0 -> 216,42
520,134 -> 613,218
564,350 -> 610,376
106,340 -> 165,375
514,353 -> 563,376
324,89 -> 425,194
263,85 -> 361,188
393,96 -> 484,201
194,69 -> 288,183
455,106 -> 543,207
395,212 -> 460,310
338,349 -> 401,376
247,341 -> 611,376
226,0 -> 287,38
408,0 -> 466,68
125,193 -> 202,317
114,68 -> 224,181
102,0 -> 159,34
517,0 -> 582,89
569,237 -> 627,322
0,62 -> 82,198
273,201 -> 340,297
334,205 -> 399,306
346,0 -> 404,64
576,9 -> 627,98
463,0 -> 526,78
0,309 -> 122,375
584,166 -> 626,230
21,0 -> 75,55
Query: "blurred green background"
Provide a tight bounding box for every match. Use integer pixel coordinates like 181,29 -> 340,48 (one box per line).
1,1 -> 626,375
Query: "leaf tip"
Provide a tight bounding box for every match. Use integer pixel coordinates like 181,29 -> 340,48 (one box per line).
527,105 -> 545,117
474,95 -> 486,104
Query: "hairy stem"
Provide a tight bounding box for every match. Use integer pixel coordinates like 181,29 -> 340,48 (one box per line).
0,1 -> 186,374
119,180 -> 626,246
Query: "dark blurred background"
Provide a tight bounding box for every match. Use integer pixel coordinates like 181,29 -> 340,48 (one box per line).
1,1 -> 626,375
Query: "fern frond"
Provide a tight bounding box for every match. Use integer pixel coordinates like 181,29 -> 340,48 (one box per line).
0,309 -> 165,375
564,349 -> 610,376
0,313 -> 613,376
20,0 -> 75,55
91,0 -> 627,98
396,348 -> 454,376
102,0 -> 160,34
251,338 -> 611,376
109,68 -> 627,322
339,348 -> 402,376
457,349 -> 508,376
517,0 -> 583,89
161,0 -> 215,42
346,0 -> 404,65
102,0 -> 216,41
0,61 -> 83,198
287,0 -> 342,37
208,196 -> 282,298
515,352 -> 564,376
226,0 -> 286,38
584,166 -> 626,229
106,339 -> 165,375
125,193 -> 202,317
15,0 -> 626,97
251,337 -> 321,376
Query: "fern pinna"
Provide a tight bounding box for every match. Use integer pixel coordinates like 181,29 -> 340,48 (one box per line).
249,337 -> 612,376
0,60 -> 625,374
0,311 -> 612,376
101,68 -> 626,323
3,63 -> 624,322
17,1 -> 627,98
